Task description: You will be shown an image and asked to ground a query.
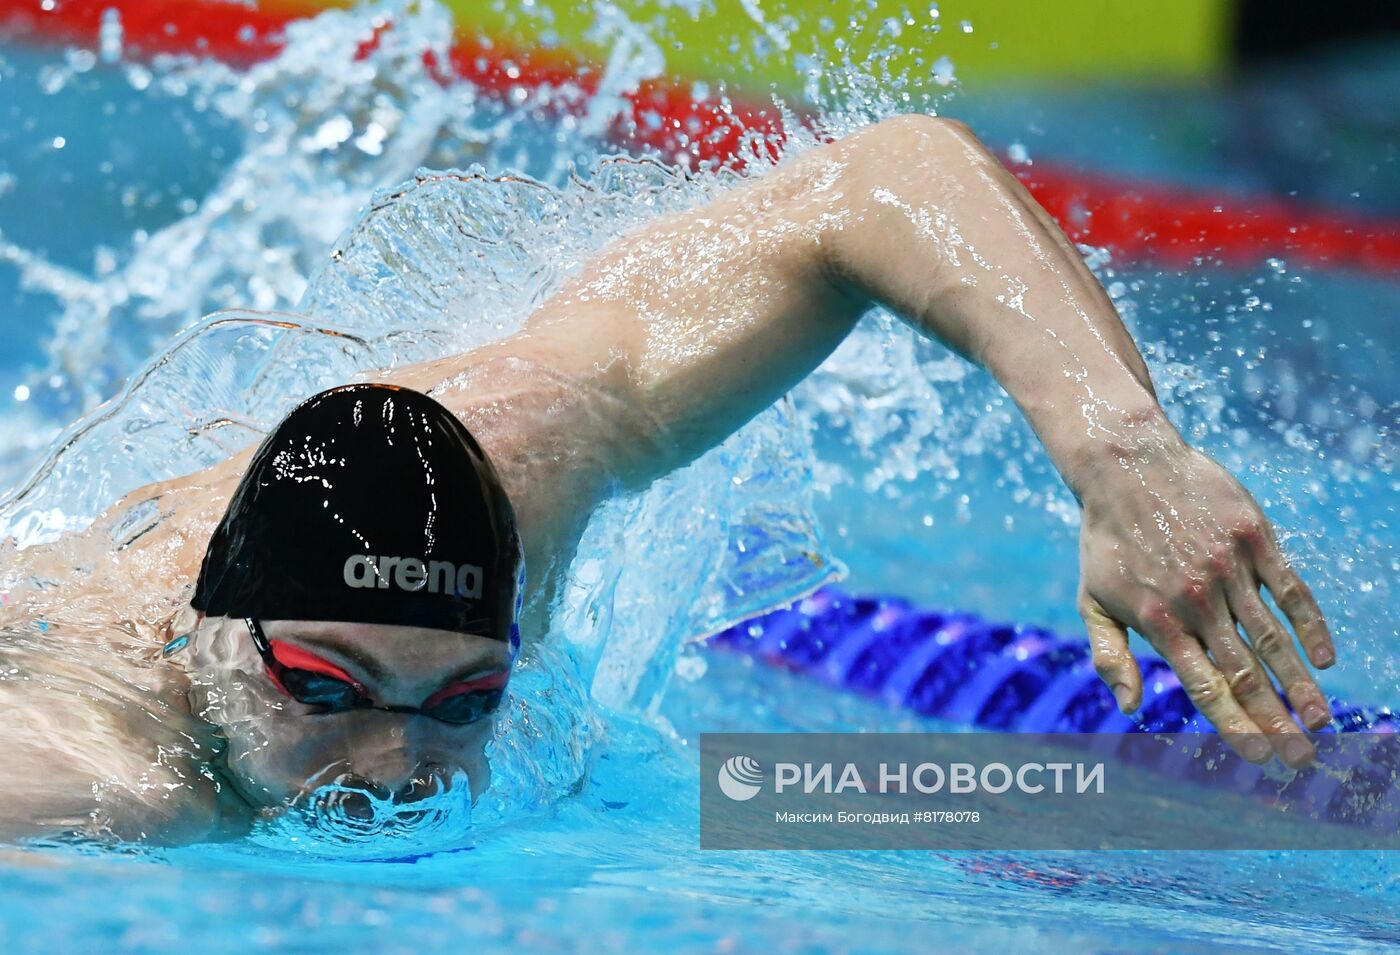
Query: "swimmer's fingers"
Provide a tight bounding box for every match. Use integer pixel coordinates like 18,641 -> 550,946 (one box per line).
1079,595 -> 1140,712
1147,627 -> 1272,765
1228,584 -> 1332,734
1254,541 -> 1335,671
1196,594 -> 1315,768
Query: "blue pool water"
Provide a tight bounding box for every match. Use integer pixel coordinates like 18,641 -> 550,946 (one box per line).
1,2 -> 1398,952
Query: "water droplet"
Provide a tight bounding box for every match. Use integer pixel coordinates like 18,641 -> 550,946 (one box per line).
931,55 -> 955,86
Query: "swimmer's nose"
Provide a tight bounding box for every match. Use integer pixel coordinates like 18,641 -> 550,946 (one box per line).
334,762 -> 448,809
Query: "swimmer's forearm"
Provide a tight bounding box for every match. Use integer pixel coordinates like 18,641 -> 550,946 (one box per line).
825,116 -> 1177,497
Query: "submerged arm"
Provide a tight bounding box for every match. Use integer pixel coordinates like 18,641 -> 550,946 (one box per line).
0,653 -> 236,844
518,115 -> 1334,765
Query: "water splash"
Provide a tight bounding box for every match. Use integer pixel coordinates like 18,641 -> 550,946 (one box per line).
0,0 -> 600,439
248,770 -> 477,861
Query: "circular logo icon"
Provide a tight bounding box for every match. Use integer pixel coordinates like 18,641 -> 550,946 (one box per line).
717,755 -> 764,801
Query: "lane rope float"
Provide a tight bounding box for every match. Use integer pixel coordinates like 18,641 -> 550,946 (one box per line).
712,587 -> 1399,830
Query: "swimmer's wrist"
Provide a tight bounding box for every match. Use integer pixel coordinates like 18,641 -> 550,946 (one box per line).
1048,402 -> 1187,504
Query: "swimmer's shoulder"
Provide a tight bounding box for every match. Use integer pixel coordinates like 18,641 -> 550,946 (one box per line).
383,340 -> 646,620
386,337 -> 659,496
0,648 -> 249,844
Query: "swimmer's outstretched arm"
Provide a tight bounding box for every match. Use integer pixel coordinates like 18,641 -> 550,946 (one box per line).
518,114 -> 1335,766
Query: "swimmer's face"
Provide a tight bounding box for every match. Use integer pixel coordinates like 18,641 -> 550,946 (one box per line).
190,618 -> 511,810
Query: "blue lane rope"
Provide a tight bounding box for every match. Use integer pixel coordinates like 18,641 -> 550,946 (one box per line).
710,587 -> 1400,829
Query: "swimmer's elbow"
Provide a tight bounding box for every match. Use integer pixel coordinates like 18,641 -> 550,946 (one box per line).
835,114 -> 1006,214
872,112 -> 971,138
845,113 -> 981,162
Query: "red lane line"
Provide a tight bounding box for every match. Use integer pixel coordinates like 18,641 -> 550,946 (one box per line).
0,0 -> 294,62
1019,165 -> 1400,273
444,35 -> 786,166
3,0 -> 1397,276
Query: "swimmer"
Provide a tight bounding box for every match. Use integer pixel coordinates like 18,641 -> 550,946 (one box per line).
0,115 -> 1336,842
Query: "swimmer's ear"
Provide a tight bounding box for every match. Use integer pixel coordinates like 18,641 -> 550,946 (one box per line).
163,605 -> 203,641
158,608 -> 208,660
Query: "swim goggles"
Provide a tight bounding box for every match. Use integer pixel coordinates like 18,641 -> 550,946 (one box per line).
244,618 -> 508,725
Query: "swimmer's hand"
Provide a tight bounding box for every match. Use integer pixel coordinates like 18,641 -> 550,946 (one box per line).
1073,428 -> 1335,768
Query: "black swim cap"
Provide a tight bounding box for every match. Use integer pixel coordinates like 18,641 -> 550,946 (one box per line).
193,383 -> 522,641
